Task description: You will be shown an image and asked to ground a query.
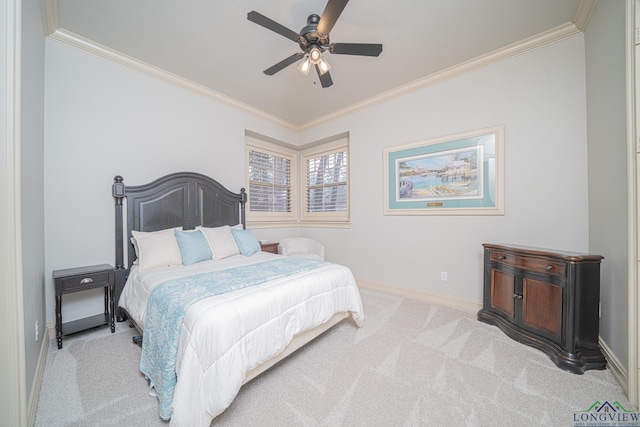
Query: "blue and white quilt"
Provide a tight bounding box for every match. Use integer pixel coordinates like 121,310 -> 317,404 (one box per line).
140,257 -> 330,420
119,252 -> 364,427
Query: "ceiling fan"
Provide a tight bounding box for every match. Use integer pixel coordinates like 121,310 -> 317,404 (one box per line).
247,0 -> 383,88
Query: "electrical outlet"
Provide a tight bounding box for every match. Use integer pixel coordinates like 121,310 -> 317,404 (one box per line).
440,271 -> 448,281
35,320 -> 39,341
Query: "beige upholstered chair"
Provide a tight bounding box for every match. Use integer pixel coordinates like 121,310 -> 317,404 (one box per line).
278,237 -> 325,261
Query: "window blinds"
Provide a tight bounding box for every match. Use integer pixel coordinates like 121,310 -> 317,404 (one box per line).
305,149 -> 348,213
248,149 -> 292,212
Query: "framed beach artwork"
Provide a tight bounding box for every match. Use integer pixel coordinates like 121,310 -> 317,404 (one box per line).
383,125 -> 504,215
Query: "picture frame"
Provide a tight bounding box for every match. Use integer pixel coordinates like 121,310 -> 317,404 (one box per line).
383,125 -> 504,215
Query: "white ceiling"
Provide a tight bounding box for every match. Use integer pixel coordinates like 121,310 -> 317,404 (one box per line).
51,0 -> 584,128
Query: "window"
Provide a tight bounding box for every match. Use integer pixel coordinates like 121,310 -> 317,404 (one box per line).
245,132 -> 349,226
246,142 -> 296,222
301,143 -> 349,222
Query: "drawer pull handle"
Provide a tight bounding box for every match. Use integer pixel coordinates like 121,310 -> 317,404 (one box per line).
80,277 -> 93,284
513,293 -> 523,299
498,255 -> 506,260
546,265 -> 553,271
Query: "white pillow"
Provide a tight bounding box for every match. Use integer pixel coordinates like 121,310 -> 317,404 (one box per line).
131,227 -> 183,271
198,225 -> 240,259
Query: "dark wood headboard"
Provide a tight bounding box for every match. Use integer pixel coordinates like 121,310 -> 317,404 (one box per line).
112,172 -> 246,320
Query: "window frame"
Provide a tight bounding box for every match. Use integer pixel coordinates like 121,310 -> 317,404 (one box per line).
300,140 -> 350,223
245,133 -> 350,228
245,140 -> 297,223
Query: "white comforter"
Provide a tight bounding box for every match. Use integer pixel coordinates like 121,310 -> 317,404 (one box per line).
119,252 -> 364,426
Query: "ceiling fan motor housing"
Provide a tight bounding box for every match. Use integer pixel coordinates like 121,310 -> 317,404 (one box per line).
299,14 -> 329,52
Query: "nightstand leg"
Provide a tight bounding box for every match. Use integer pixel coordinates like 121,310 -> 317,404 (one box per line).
103,286 -> 108,315
55,294 -> 63,349
109,284 -> 115,333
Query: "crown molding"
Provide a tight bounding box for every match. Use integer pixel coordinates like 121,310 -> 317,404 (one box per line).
573,0 -> 598,32
44,1 -> 583,132
299,21 -> 582,130
46,28 -> 298,131
41,0 -> 59,36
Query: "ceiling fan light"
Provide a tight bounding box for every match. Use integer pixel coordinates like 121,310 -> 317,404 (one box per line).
309,47 -> 322,64
318,56 -> 331,75
297,55 -> 311,75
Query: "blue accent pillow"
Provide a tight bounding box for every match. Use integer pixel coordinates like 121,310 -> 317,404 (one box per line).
231,228 -> 261,256
174,230 -> 213,265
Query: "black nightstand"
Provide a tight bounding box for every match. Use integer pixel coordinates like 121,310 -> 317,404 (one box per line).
53,264 -> 115,349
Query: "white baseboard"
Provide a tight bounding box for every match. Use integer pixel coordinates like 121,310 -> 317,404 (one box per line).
599,337 -> 629,396
28,324 -> 50,426
46,323 -> 56,340
356,279 -> 482,313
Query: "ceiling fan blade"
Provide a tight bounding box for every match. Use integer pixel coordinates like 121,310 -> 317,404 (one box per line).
264,53 -> 305,75
317,0 -> 349,35
315,64 -> 333,88
330,43 -> 383,57
247,11 -> 300,42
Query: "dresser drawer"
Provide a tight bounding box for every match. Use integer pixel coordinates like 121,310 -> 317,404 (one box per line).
489,250 -> 566,277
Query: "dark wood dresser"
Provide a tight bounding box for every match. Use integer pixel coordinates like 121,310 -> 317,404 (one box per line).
477,243 -> 606,374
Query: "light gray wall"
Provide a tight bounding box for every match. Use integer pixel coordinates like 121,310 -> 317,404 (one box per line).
43,40 -> 299,323
22,0 -> 46,402
300,35 -> 591,305
585,2 -> 628,368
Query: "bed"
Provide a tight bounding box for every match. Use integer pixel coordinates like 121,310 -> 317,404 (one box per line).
111,172 -> 364,426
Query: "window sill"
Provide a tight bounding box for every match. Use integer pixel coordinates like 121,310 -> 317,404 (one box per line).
298,221 -> 352,229
247,221 -> 351,229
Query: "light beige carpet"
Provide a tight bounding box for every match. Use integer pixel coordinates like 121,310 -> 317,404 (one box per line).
35,288 -> 636,426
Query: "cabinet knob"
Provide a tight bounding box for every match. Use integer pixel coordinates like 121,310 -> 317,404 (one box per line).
546,265 -> 553,271
80,277 -> 94,284
499,255 -> 506,260
513,293 -> 523,299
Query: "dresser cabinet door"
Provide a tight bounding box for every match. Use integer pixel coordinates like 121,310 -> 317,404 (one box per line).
490,268 -> 516,319
521,275 -> 564,342
486,254 -> 566,344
